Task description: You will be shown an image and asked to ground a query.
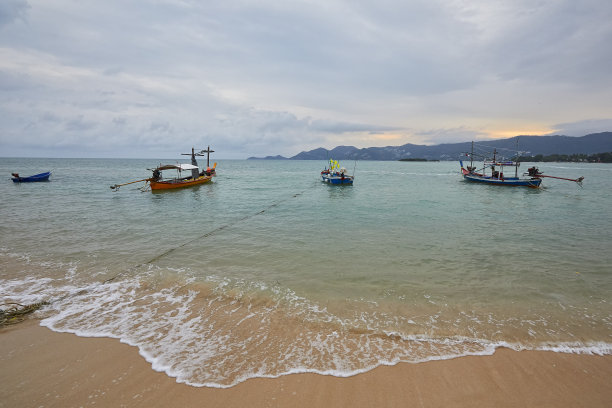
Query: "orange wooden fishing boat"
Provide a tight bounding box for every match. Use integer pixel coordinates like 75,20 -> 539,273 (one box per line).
148,163 -> 216,191
111,147 -> 217,192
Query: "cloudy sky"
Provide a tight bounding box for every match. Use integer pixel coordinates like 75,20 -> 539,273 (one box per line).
1,0 -> 611,158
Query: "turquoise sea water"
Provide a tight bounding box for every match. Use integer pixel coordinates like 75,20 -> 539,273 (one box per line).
1,157 -> 611,387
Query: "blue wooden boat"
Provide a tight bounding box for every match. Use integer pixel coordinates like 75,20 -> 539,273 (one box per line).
11,171 -> 51,183
460,164 -> 542,188
460,143 -> 541,188
321,159 -> 354,185
460,141 -> 584,188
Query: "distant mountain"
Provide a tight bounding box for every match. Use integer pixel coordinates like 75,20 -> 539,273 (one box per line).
247,132 -> 612,161
247,155 -> 288,160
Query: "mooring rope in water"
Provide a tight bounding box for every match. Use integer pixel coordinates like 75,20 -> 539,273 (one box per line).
1,190 -> 310,323
103,189 -> 308,283
144,190 -> 306,264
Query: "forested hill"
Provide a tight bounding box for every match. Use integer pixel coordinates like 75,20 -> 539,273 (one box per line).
247,132 -> 612,161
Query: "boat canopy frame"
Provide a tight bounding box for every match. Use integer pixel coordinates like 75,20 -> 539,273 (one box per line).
150,163 -> 199,172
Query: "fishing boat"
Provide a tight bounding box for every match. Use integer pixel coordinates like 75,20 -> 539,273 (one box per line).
460,152 -> 542,188
111,147 -> 217,192
460,141 -> 583,188
148,162 -> 215,191
11,171 -> 51,183
321,159 -> 354,185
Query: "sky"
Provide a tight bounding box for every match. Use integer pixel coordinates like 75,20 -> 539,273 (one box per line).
1,0 -> 611,159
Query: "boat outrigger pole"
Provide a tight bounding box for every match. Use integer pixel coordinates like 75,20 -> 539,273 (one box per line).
537,174 -> 585,183
110,178 -> 150,191
525,167 -> 585,185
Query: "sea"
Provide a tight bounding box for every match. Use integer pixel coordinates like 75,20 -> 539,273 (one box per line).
1,157 -> 611,388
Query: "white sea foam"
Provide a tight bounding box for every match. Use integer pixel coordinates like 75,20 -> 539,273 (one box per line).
7,269 -> 602,388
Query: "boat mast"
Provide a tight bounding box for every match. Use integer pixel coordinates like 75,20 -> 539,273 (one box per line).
180,146 -> 215,179
200,146 -> 215,168
515,137 -> 519,178
182,147 -> 202,179
470,141 -> 474,169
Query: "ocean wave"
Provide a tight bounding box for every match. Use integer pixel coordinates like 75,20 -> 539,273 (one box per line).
3,276 -> 609,387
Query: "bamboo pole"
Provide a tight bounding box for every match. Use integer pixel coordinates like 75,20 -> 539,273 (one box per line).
110,178 -> 150,191
536,175 -> 584,183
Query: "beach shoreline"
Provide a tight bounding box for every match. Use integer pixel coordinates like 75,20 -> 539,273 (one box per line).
1,319 -> 610,408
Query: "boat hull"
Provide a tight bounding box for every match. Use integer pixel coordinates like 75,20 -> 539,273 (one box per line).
462,171 -> 541,188
322,175 -> 354,185
149,175 -> 212,190
11,172 -> 51,183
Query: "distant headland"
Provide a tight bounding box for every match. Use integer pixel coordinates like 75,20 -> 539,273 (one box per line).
247,132 -> 612,161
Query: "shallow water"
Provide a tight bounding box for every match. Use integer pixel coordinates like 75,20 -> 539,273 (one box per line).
1,157 -> 611,387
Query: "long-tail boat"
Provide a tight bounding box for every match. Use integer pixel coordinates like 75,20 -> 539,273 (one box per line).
460,141 -> 583,188
321,159 -> 354,185
111,147 -> 217,192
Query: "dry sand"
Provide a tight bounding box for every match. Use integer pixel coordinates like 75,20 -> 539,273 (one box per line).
1,319 -> 611,408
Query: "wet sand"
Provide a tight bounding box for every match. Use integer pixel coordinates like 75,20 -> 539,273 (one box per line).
1,320 -> 611,408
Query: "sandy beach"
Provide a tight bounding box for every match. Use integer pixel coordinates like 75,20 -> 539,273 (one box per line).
0,320 -> 610,408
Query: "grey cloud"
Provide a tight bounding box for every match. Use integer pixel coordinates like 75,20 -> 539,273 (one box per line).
549,119 -> 612,137
113,117 -> 127,126
64,115 -> 98,133
149,121 -> 172,133
254,111 -> 310,134
416,128 -> 489,145
477,0 -> 612,86
247,110 -> 397,135
0,0 -> 29,28
218,1 -> 480,95
103,67 -> 123,76
309,119 -> 397,134
0,70 -> 32,91
0,1 -> 610,158
208,109 -> 395,157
